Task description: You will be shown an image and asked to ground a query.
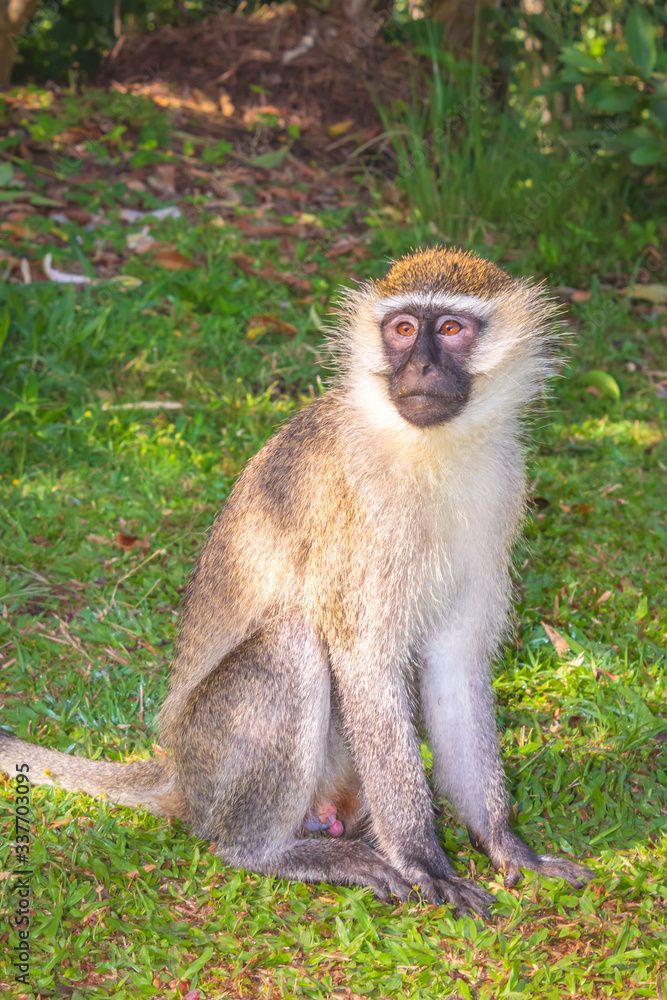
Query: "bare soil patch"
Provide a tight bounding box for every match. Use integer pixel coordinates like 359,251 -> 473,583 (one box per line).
99,2 -> 412,166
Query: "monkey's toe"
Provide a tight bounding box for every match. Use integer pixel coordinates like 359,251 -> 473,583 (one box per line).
531,854 -> 594,888
500,854 -> 593,889
495,850 -> 593,889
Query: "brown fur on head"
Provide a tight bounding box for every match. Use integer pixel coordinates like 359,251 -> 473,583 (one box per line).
375,246 -> 512,299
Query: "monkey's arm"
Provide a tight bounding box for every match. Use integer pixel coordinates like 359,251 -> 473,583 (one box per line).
332,641 -> 495,916
420,613 -> 592,889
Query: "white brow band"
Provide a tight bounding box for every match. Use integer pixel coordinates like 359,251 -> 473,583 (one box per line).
373,292 -> 496,320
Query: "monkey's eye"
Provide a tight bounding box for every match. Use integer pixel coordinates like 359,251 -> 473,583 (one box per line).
396,320 -> 416,337
439,319 -> 462,337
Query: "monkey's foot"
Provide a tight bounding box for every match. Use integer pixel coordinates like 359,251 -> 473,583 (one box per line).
243,838 -> 415,903
468,827 -> 593,889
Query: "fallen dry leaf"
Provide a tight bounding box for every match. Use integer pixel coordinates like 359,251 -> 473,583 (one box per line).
123,177 -> 148,193
328,119 -> 355,138
91,248 -> 122,274
1,220 -> 33,239
246,312 -> 298,340
234,218 -> 302,237
43,253 -> 91,284
149,163 -> 177,194
115,532 -> 151,553
86,533 -> 112,546
246,48 -> 273,61
542,622 -> 571,656
126,227 -> 156,253
65,206 -> 91,224
326,236 -> 361,259
219,92 -> 234,116
191,88 -> 218,113
623,283 -> 667,304
153,248 -> 195,270
0,249 -> 19,273
120,206 -> 181,223
4,210 -> 31,222
102,400 -> 183,411
20,258 -> 32,283
230,251 -> 310,291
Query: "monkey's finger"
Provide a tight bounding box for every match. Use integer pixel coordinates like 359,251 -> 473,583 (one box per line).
433,877 -> 495,919
351,854 -> 416,903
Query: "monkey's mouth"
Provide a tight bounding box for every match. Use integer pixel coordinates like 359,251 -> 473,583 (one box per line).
394,392 -> 468,427
397,390 -> 447,400
397,390 -> 465,405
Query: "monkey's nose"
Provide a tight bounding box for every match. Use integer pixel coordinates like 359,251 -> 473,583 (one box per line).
407,361 -> 432,375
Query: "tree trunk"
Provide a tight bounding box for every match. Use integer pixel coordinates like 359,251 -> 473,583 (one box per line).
0,0 -> 41,84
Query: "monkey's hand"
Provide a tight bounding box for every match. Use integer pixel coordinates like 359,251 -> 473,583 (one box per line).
408,872 -> 496,918
394,849 -> 495,917
468,827 -> 593,889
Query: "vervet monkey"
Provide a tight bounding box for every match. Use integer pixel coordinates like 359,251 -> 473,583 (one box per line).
0,247 -> 592,916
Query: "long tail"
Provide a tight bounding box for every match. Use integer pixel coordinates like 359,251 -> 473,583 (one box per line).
0,731 -> 188,819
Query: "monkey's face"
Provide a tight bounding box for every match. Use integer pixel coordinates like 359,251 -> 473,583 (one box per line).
381,310 -> 479,427
334,247 -> 558,435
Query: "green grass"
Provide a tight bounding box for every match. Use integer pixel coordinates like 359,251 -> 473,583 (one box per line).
0,84 -> 666,1000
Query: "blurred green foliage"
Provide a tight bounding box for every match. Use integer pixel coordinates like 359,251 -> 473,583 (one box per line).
540,4 -> 667,175
380,2 -> 666,249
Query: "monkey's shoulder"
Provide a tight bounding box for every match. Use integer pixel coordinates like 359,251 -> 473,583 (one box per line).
229,391 -> 348,510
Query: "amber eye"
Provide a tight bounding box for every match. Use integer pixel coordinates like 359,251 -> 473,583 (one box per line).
396,320 -> 416,337
440,319 -> 462,336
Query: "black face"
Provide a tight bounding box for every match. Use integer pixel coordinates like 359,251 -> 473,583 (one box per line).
381,308 -> 481,427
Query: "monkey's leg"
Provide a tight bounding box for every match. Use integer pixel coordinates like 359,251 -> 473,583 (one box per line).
329,643 -> 495,917
422,624 -> 593,889
172,616 -> 414,902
